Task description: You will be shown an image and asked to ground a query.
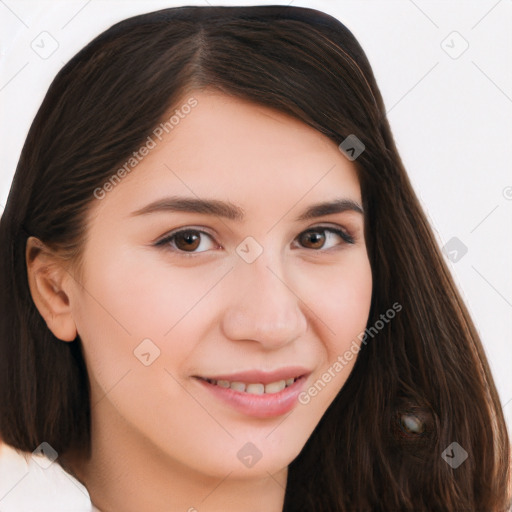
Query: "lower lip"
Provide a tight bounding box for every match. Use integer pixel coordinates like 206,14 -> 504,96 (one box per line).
194,376 -> 308,418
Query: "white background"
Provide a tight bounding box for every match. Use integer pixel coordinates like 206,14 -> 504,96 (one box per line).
0,0 -> 511,508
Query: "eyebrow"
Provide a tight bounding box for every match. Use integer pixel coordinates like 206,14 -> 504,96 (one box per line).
129,196 -> 364,221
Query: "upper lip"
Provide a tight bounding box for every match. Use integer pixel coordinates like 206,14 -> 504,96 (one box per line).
195,366 -> 311,384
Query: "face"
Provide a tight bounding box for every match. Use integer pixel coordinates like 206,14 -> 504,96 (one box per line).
68,90 -> 372,480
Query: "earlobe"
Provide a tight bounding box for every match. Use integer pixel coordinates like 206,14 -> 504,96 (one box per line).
25,236 -> 77,342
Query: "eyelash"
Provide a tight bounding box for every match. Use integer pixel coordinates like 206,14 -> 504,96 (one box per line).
154,225 -> 355,255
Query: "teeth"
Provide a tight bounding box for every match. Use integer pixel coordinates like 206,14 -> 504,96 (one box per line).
203,377 -> 297,394
264,380 -> 286,393
230,381 -> 246,392
246,383 -> 265,395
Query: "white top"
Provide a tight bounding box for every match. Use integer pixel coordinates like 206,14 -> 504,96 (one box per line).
0,442 -> 100,511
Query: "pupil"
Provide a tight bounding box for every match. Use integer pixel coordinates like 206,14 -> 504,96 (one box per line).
176,231 -> 200,251
304,231 -> 325,248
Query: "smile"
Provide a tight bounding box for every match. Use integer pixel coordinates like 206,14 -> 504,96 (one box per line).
199,377 -> 299,394
193,369 -> 310,418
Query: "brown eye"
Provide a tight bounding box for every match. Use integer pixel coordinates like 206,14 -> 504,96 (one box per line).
155,229 -> 217,253
174,231 -> 201,251
296,227 -> 354,250
299,230 -> 326,249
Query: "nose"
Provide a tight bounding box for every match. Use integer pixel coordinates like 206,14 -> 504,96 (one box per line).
220,253 -> 308,349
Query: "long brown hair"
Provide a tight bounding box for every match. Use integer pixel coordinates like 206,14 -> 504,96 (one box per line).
0,5 -> 509,511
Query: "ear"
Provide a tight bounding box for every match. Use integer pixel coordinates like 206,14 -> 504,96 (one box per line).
25,236 -> 77,342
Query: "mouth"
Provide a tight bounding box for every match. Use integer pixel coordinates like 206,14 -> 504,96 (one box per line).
197,376 -> 300,395
192,368 -> 310,418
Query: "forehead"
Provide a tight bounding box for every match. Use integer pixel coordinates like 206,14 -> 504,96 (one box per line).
90,90 -> 362,219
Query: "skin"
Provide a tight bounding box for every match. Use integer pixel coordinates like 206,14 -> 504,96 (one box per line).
26,90 -> 373,512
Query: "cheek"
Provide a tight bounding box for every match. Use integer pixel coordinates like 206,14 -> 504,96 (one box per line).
294,256 -> 372,416
300,252 -> 373,356
71,242 -> 234,393
76,239 -> 229,339
288,252 -> 373,408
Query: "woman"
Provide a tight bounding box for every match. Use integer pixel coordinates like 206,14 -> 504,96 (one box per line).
0,5 -> 510,511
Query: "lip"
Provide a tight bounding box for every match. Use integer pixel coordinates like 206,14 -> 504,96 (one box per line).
193,367 -> 311,418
